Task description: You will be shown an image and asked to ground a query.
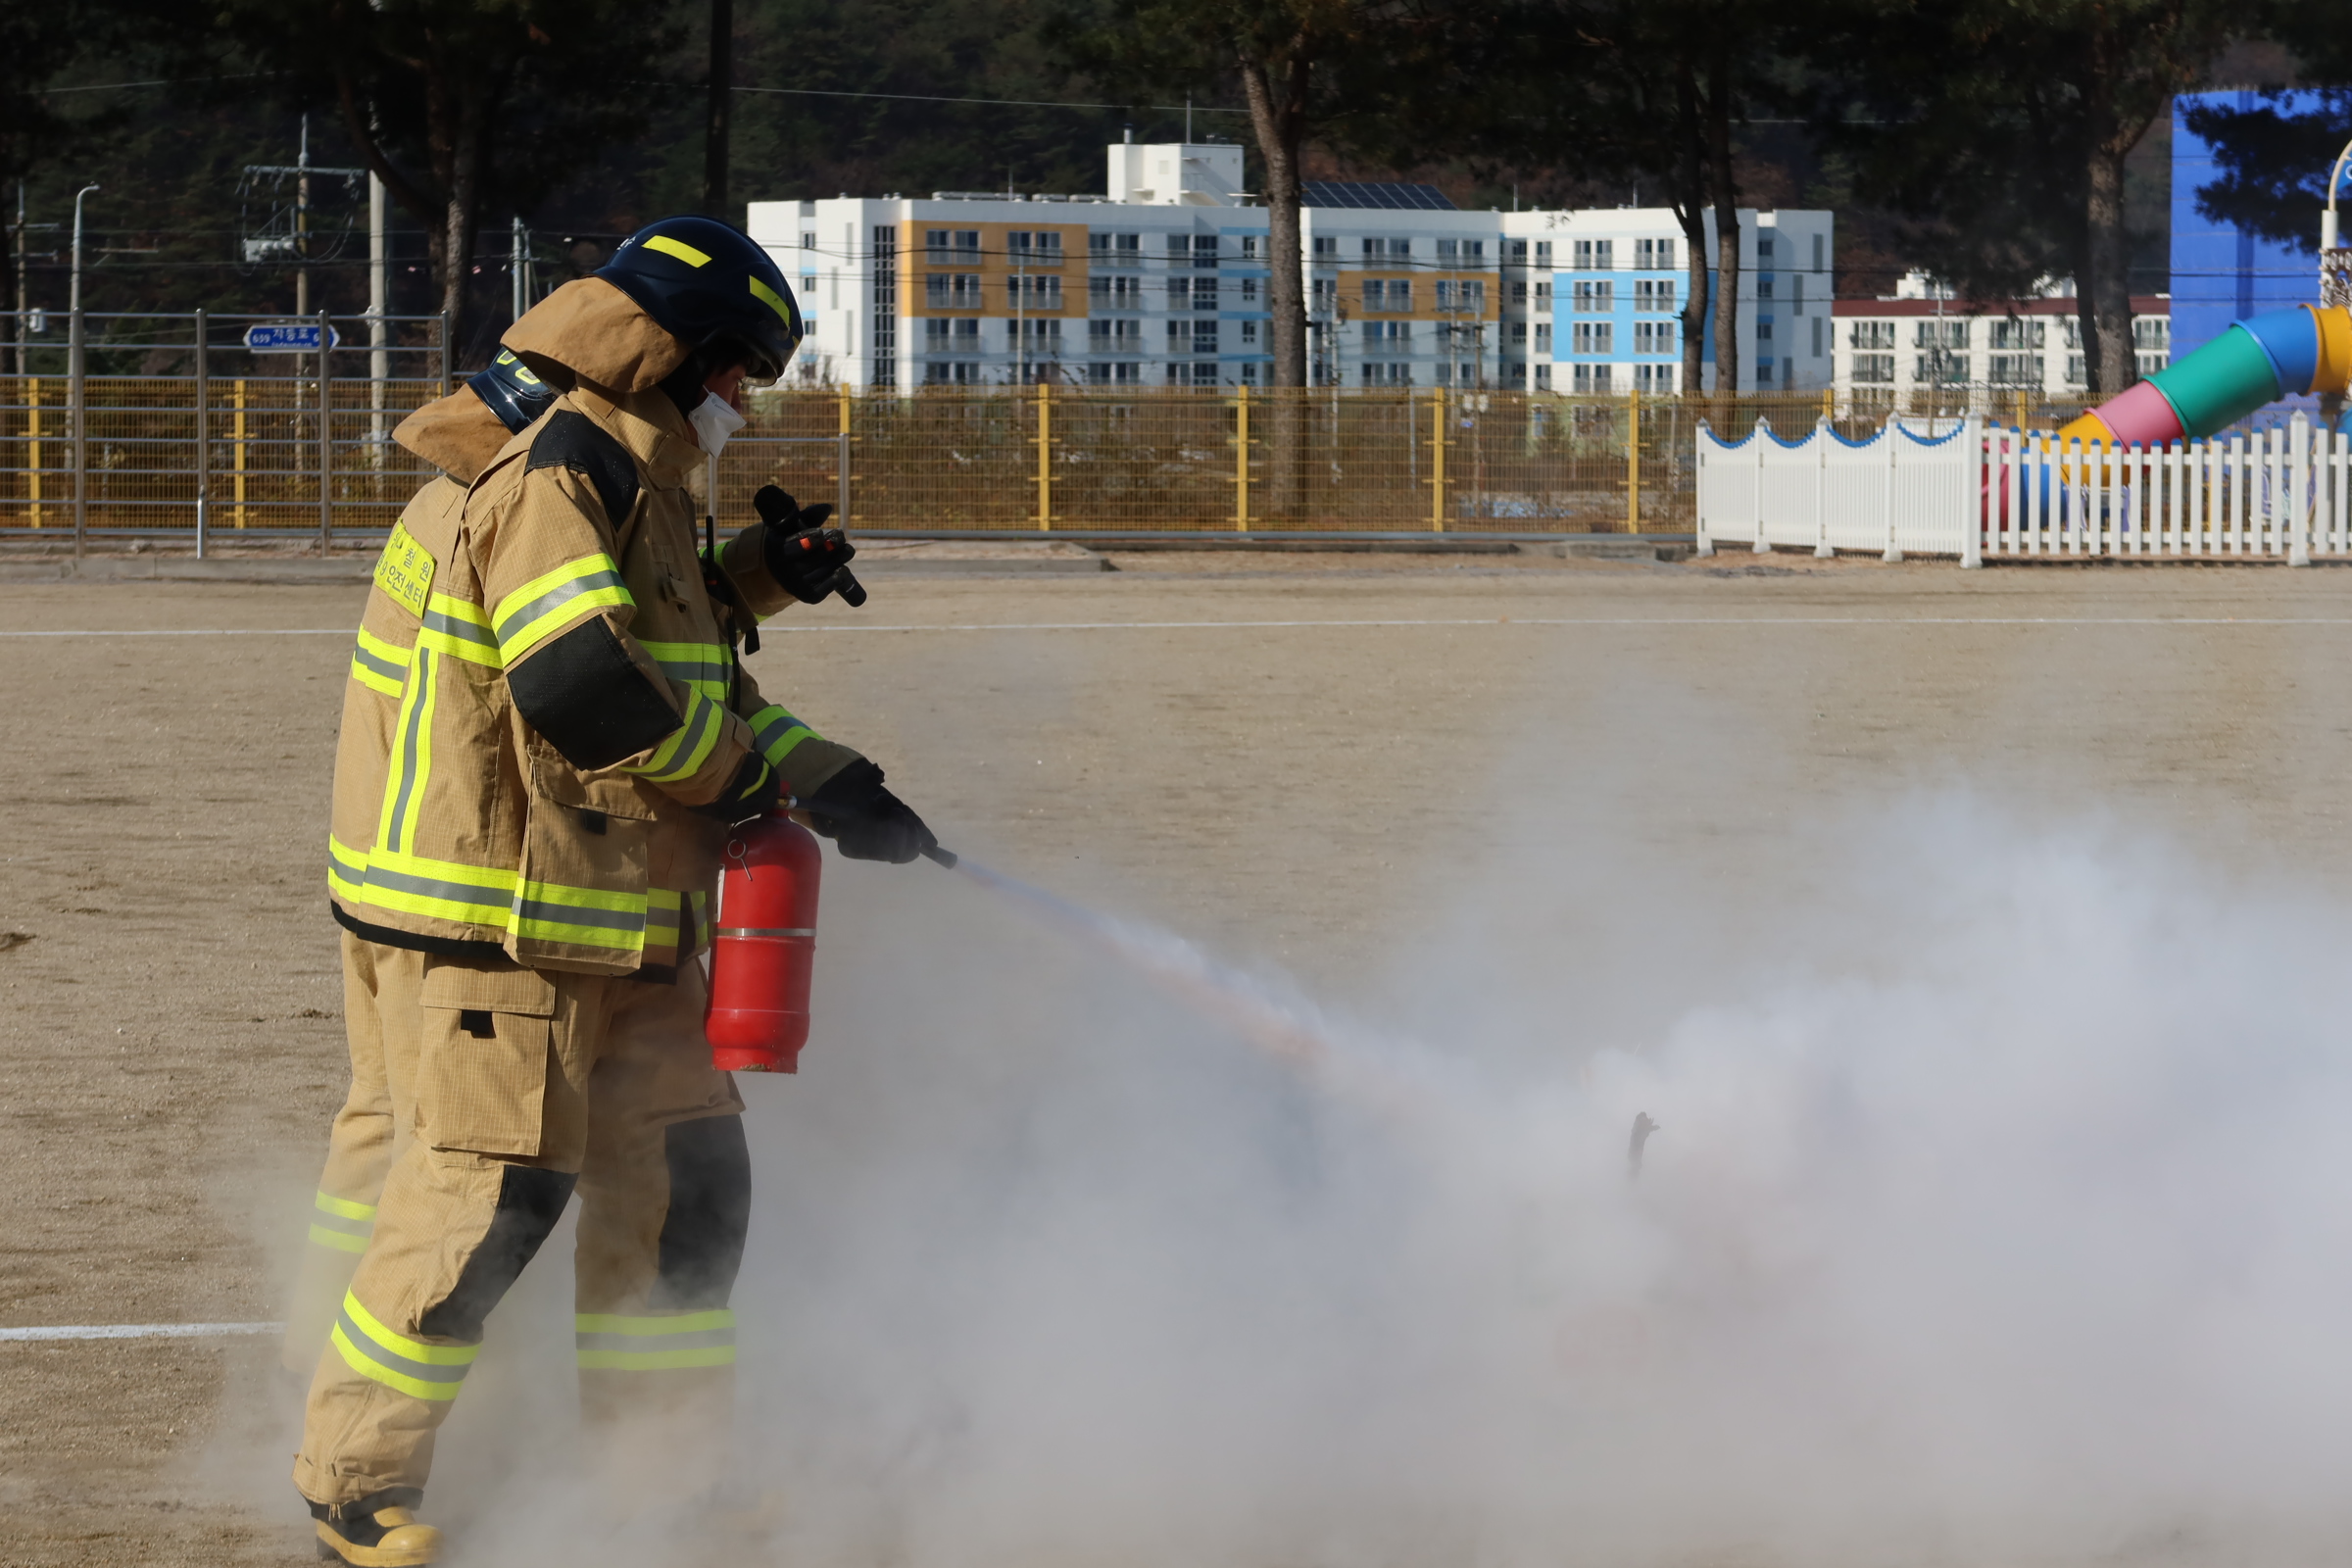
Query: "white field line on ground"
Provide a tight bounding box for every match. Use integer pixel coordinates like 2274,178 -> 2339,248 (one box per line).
11,617 -> 2352,640
0,1321 -> 284,1343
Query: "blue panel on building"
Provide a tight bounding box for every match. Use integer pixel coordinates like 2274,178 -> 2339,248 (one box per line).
2172,90 -> 2327,363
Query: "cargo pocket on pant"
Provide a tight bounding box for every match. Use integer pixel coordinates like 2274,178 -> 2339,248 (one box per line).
418,962 -> 559,1157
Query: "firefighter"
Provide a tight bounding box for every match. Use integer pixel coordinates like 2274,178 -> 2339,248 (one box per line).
282,351 -> 559,1378
295,216 -> 933,1567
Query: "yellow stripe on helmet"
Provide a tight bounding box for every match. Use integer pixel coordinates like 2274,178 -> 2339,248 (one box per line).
644,234 -> 711,268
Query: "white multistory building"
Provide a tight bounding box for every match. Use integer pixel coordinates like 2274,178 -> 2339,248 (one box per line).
747,141 -> 1831,393
1831,274 -> 2172,398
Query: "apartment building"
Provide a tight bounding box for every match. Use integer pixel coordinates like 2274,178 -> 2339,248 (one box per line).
1831,280 -> 2172,400
746,142 -> 1830,392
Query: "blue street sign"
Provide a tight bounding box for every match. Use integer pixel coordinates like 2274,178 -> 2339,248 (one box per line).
243,322 -> 341,353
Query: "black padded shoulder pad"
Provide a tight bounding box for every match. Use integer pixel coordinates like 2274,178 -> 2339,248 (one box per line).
526,409 -> 641,530
508,616 -> 682,771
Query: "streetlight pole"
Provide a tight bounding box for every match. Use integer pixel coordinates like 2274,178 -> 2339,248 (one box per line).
69,183 -> 98,559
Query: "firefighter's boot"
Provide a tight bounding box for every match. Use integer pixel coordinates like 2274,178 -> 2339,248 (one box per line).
311,1489 -> 441,1567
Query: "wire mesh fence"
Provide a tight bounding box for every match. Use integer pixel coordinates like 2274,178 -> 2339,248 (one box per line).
0,332 -> 2121,544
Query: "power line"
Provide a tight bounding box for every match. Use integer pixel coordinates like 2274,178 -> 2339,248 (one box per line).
38,73 -> 280,95
725,84 -> 1249,115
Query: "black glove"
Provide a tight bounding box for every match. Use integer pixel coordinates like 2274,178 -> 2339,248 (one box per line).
756,486 -> 866,607
689,755 -> 780,823
800,759 -> 935,864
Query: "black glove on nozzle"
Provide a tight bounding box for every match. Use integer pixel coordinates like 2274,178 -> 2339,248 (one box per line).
757,485 -> 866,607
799,759 -> 936,864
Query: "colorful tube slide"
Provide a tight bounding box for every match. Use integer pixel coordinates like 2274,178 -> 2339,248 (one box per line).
2057,303 -> 2352,449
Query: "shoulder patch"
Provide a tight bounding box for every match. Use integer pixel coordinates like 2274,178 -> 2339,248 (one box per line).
372,518 -> 436,617
526,409 -> 642,532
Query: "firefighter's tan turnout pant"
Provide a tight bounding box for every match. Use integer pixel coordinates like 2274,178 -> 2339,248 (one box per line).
283,935 -> 427,1375
294,950 -> 748,1512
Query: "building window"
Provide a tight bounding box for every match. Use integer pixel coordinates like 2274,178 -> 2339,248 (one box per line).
1089,274 -> 1144,308
1790,274 -> 1804,314
1434,280 -> 1484,310
1312,235 -> 1337,260
800,231 -> 816,253
1988,318 -> 2045,349
2133,317 -> 2170,353
1572,239 -> 1614,270
871,224 -> 897,385
1850,320 -> 1894,350
1571,363 -> 1613,393
1635,237 -> 1674,270
1192,319 -> 1219,354
1241,235 -> 1259,259
1851,353 -> 1895,384
1434,238 -> 1485,263
1241,277 -> 1258,303
1759,276 -> 1775,300
1191,276 -> 1217,311
1363,320 -> 1411,347
1534,364 -> 1552,389
1571,280 -> 1613,313
1757,318 -> 1773,343
1312,277 -> 1336,311
927,273 -> 980,308
1241,320 -> 1257,343
1167,234 -> 1192,268
1915,353 -> 1968,385
1007,231 -> 1062,267
1509,320 -> 1527,345
1915,319 -> 1968,349
1758,234 -> 1775,264
1190,361 -> 1218,386
1507,239 -> 1528,263
1811,317 -> 1824,357
1988,353 -> 2043,386
1193,235 -> 1218,268
1089,232 -> 1141,266
2065,354 -> 2087,385
2137,351 -> 2166,376
1633,321 -> 1674,354
924,229 -> 979,265
1535,241 -> 1552,267
1535,280 -> 1551,307
1006,275 -> 1062,309
1572,322 -> 1613,354
1535,322 -> 1552,352
1365,279 -> 1412,311
1633,279 -> 1676,312
1014,318 -> 1062,346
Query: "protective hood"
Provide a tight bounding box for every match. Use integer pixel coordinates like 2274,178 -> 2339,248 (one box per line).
392,389 -> 519,486
501,276 -> 693,397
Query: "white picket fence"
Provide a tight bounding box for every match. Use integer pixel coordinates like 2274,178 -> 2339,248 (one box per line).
1694,413 -> 2352,565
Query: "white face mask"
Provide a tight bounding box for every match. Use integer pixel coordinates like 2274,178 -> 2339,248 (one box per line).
688,391 -> 747,458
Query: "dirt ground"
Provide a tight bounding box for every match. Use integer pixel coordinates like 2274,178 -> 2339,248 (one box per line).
8,550 -> 2352,1564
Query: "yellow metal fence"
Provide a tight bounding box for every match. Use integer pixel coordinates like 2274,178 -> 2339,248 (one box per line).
0,378 -> 2106,538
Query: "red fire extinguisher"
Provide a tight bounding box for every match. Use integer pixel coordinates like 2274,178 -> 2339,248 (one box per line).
706,813 -> 823,1073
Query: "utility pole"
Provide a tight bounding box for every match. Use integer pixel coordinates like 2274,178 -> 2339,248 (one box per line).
69,183 -> 97,559
295,113 -> 312,318
13,183 -> 24,379
510,216 -> 525,323
368,172 -> 387,459
704,0 -> 732,216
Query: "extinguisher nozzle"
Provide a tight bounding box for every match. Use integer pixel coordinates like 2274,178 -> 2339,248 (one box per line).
922,844 -> 958,869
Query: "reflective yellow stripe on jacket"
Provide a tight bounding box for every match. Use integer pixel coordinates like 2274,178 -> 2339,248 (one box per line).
574,1309 -> 735,1371
622,686 -> 723,785
747,704 -> 815,770
347,628 -> 411,697
417,592 -> 500,666
492,553 -> 633,665
640,639 -> 732,702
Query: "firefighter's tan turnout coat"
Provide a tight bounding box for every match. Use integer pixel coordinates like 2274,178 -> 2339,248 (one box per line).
326,278 -> 859,979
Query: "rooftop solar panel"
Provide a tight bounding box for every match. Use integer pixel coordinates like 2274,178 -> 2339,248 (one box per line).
1299,180 -> 1457,211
